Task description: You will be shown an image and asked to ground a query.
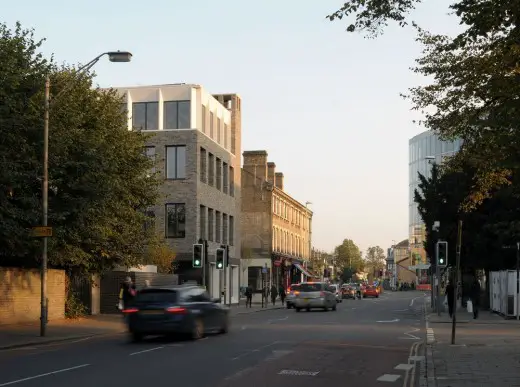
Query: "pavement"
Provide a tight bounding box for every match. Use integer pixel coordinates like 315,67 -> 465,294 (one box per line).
0,291 -> 426,386
424,305 -> 520,387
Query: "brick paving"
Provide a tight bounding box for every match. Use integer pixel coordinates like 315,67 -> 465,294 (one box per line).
426,310 -> 520,387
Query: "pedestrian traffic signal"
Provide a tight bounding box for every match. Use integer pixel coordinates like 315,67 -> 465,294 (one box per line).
216,248 -> 225,270
193,244 -> 204,268
436,241 -> 448,268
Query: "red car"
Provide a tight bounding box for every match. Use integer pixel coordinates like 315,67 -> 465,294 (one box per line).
363,285 -> 379,298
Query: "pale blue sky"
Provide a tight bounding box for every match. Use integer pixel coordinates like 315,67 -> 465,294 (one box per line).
5,0 -> 460,253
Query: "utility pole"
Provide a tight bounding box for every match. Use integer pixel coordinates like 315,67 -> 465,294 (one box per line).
516,242 -> 519,321
436,242 -> 441,316
451,220 -> 463,345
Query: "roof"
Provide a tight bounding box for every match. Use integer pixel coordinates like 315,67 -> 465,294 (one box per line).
395,239 -> 409,248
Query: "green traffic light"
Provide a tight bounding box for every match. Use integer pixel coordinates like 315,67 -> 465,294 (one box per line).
195,259 -> 200,265
217,263 -> 222,268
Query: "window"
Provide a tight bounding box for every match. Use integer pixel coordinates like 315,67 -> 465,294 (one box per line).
200,147 -> 207,183
229,216 -> 234,246
216,158 -> 222,190
223,162 -> 228,194
223,214 -> 228,244
208,153 -> 215,186
199,205 -> 206,240
217,117 -> 221,143
210,112 -> 214,139
163,101 -> 190,129
201,105 -> 206,133
166,146 -> 186,179
229,166 -> 235,197
224,123 -> 228,149
208,208 -> 214,241
165,203 -> 186,238
144,146 -> 156,175
132,102 -> 158,130
215,211 -> 221,243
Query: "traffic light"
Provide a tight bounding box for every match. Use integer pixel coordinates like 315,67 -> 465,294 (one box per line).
436,241 -> 448,268
193,244 -> 204,268
216,248 -> 225,270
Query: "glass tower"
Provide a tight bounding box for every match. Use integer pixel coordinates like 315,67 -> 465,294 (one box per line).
408,130 -> 462,263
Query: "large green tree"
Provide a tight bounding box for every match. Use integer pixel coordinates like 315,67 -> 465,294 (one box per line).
334,239 -> 364,274
0,22 -> 160,273
364,246 -> 386,274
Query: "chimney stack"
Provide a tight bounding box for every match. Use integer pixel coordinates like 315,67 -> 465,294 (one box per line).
242,150 -> 268,186
275,172 -> 284,191
267,162 -> 276,186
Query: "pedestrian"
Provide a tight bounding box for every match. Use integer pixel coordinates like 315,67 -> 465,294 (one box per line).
279,283 -> 286,305
245,285 -> 253,308
470,278 -> 481,319
119,276 -> 137,310
144,279 -> 151,288
445,280 -> 455,318
270,284 -> 277,306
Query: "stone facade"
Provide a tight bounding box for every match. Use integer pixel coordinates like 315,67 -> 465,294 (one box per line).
0,268 -> 65,325
110,84 -> 242,303
241,150 -> 313,291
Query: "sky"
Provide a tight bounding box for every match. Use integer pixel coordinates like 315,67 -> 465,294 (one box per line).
3,0 -> 461,254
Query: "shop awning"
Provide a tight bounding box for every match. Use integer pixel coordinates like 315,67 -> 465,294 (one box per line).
293,263 -> 313,278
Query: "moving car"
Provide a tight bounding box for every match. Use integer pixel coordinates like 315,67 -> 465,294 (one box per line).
286,284 -> 301,309
329,284 -> 342,303
293,282 -> 337,312
363,285 -> 379,298
122,285 -> 229,342
341,284 -> 356,299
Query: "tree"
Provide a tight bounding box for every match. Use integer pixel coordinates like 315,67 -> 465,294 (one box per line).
145,236 -> 176,274
364,246 -> 386,275
334,239 -> 364,273
0,22 -> 160,273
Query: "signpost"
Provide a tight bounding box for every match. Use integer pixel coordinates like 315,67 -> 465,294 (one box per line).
32,227 -> 52,238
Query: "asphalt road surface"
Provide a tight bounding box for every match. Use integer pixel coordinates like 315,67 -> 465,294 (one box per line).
0,291 -> 426,387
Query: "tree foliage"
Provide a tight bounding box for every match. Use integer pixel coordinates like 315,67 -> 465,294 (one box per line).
364,245 -> 386,274
334,239 -> 364,273
0,22 -> 160,273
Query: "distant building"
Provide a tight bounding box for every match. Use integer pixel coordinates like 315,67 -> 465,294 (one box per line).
409,130 -> 462,264
241,151 -> 314,291
111,84 -> 242,303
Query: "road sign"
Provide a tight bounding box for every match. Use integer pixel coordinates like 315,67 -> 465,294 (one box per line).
32,226 -> 52,237
262,267 -> 268,274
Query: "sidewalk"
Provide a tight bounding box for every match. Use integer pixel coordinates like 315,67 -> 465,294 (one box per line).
229,302 -> 285,315
0,315 -> 125,350
424,310 -> 520,387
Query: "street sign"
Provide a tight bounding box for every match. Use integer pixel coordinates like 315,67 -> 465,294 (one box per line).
32,226 -> 52,237
262,267 -> 268,274
408,264 -> 431,270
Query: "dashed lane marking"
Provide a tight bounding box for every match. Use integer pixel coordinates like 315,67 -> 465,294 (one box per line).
377,374 -> 401,382
0,364 -> 90,386
395,364 -> 415,371
278,370 -> 319,376
129,346 -> 164,356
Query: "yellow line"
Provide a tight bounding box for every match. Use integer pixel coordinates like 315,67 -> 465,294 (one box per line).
304,341 -> 409,351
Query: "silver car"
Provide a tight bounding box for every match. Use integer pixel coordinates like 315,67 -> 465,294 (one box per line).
329,284 -> 342,303
294,282 -> 337,312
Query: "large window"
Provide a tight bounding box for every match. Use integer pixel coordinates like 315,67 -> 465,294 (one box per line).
165,203 -> 186,238
200,147 -> 207,183
132,102 -> 158,130
163,101 -> 190,129
166,146 -> 186,179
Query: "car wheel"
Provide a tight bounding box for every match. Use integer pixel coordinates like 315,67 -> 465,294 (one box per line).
191,317 -> 204,340
220,315 -> 229,334
287,303 -> 291,309
295,307 -> 301,312
306,307 -> 311,312
323,306 -> 328,312
130,332 -> 143,343
376,295 -> 379,298
332,303 -> 337,311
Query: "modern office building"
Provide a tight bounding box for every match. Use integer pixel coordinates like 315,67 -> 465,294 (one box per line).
241,151 -> 314,292
112,84 -> 242,303
409,130 -> 462,265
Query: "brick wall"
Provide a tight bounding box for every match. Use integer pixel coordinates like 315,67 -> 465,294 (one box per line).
0,267 -> 65,325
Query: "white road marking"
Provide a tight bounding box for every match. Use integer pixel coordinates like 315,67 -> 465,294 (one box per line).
129,346 -> 164,356
268,316 -> 289,324
409,356 -> 425,361
394,309 -> 409,312
395,364 -> 415,371
377,319 -> 400,323
241,325 -> 247,330
265,350 -> 293,361
278,370 -> 319,376
403,327 -> 421,340
232,341 -> 281,360
377,374 -> 401,382
224,366 -> 256,381
0,364 -> 90,386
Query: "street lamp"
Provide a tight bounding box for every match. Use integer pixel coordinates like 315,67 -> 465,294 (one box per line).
40,51 -> 132,337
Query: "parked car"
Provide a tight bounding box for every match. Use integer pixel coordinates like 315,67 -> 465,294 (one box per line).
363,285 -> 379,298
341,284 -> 356,299
329,284 -> 342,303
122,285 -> 229,342
293,282 -> 337,312
286,284 -> 301,309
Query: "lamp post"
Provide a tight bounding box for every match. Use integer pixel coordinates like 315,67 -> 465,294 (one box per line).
40,51 -> 132,337
425,155 -> 436,309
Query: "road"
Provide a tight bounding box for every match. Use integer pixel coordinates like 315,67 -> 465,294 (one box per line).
0,291 -> 426,387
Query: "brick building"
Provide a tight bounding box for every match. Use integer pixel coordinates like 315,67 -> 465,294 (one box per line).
241,151 -> 315,292
111,84 -> 242,303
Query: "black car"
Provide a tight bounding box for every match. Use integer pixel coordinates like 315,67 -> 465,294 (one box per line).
123,285 -> 229,342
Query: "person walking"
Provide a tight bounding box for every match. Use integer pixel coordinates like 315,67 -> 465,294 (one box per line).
279,284 -> 286,306
245,285 -> 253,308
445,280 -> 455,318
270,284 -> 277,306
470,278 -> 481,319
119,276 -> 136,310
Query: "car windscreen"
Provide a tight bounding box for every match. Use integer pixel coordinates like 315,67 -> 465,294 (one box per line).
134,289 -> 178,304
299,283 -> 322,292
290,285 -> 301,291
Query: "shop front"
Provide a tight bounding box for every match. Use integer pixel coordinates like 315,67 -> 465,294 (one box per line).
271,254 -> 319,290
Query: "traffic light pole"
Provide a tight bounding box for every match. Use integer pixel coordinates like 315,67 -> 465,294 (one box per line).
436,242 -> 441,316
451,220 -> 463,344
